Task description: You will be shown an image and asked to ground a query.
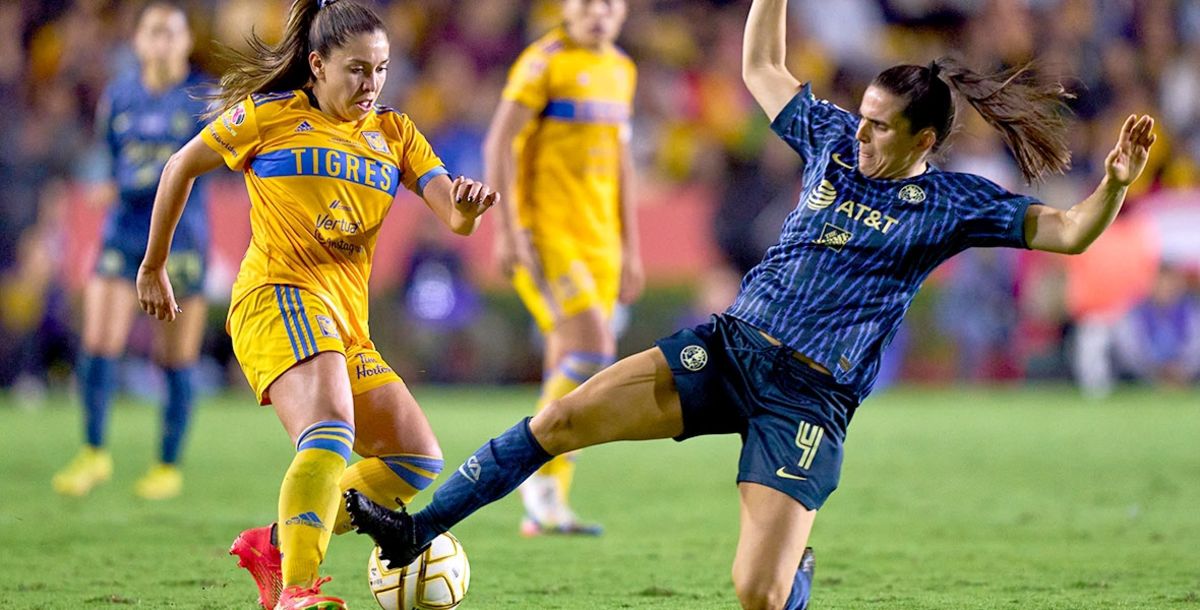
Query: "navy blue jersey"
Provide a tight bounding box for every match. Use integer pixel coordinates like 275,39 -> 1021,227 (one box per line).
726,84 -> 1038,402
96,69 -> 210,250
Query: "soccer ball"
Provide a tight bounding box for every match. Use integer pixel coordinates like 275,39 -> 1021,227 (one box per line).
367,532 -> 470,610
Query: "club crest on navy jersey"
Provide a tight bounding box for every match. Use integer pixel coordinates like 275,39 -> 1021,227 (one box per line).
897,184 -> 926,204
680,345 -> 708,371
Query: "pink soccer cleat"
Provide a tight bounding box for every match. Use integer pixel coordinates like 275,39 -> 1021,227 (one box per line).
229,525 -> 283,609
274,576 -> 346,610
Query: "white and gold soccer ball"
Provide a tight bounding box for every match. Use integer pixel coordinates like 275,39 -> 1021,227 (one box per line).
367,532 -> 470,610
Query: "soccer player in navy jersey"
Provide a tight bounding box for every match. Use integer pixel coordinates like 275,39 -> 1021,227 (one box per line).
347,0 -> 1156,607
52,2 -> 211,501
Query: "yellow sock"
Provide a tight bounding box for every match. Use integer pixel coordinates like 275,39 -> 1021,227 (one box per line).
278,420 -> 354,587
534,352 -> 612,501
333,454 -> 444,535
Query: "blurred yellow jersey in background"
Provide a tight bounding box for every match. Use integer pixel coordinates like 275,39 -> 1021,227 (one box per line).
201,90 -> 446,344
505,27 -> 635,265
504,28 -> 636,329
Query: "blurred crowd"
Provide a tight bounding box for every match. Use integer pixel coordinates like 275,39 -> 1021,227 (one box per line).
2,0 -> 1199,399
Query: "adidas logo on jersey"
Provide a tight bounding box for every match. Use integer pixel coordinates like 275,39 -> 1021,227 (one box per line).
294,120 -> 314,133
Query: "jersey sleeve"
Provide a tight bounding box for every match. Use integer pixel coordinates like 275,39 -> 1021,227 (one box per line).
200,97 -> 261,171
770,82 -> 858,162
501,45 -> 551,111
395,115 -> 447,196
953,175 -> 1039,249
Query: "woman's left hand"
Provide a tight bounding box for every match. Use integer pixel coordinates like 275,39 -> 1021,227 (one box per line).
450,176 -> 499,219
1105,114 -> 1156,187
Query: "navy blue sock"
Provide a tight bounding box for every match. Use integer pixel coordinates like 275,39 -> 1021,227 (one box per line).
785,564 -> 812,610
161,367 -> 194,464
80,353 -> 115,448
414,418 -> 551,545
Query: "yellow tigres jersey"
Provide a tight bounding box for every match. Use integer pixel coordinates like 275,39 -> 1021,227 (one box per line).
201,90 -> 446,343
503,28 -> 636,260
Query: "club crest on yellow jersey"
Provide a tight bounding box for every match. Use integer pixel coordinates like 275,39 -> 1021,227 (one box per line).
362,130 -> 389,154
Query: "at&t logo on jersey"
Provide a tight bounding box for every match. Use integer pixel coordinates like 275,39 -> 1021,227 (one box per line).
805,180 -> 837,211
804,169 -> 902,235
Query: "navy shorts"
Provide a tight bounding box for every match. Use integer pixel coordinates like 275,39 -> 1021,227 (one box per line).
95,237 -> 207,298
655,314 -> 857,510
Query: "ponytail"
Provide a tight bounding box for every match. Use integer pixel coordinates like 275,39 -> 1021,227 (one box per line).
205,0 -> 383,119
935,57 -> 1074,184
873,58 -> 1075,184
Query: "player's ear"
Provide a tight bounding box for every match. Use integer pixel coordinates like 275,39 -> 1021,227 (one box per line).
309,51 -> 325,81
918,127 -> 937,152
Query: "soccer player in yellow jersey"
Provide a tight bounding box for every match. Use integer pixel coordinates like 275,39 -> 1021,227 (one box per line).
485,0 -> 642,536
135,1 -> 497,608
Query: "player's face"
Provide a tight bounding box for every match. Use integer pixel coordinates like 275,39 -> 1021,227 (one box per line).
133,6 -> 191,71
563,0 -> 627,48
313,29 -> 390,122
855,86 -> 934,180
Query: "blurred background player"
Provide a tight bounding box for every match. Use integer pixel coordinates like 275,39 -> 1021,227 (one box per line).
347,1 -> 1156,608
136,0 -> 497,607
51,2 -> 210,501
485,0 -> 642,537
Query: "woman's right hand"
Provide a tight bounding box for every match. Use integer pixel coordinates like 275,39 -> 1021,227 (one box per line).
494,228 -> 539,279
137,263 -> 179,322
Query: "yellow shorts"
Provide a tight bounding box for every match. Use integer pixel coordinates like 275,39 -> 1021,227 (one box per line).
512,253 -> 618,332
228,284 -> 401,405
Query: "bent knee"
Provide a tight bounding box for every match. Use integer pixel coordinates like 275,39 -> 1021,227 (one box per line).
354,429 -> 441,459
530,399 -> 586,455
733,573 -> 791,610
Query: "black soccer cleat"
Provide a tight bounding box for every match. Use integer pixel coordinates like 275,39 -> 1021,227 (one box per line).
344,488 -> 429,569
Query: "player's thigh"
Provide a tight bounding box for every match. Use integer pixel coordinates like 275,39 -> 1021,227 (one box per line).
270,351 -> 356,445
230,284 -> 347,405
351,379 -> 441,459
732,482 -> 816,609
531,347 -> 683,454
154,295 -> 207,366
81,275 -> 138,356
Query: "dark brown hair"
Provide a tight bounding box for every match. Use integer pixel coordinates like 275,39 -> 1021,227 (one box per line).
138,1 -> 187,23
872,58 -> 1074,183
206,0 -> 383,118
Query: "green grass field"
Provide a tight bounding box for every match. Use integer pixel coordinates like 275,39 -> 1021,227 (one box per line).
2,385 -> 1198,609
